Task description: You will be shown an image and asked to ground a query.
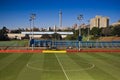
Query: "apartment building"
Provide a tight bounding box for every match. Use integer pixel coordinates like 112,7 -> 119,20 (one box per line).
90,15 -> 109,30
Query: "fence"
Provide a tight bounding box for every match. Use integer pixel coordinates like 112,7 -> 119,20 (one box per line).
31,40 -> 120,49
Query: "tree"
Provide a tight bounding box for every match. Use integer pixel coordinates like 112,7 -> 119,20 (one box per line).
112,25 -> 120,36
65,35 -> 76,40
101,27 -> 113,36
0,26 -> 9,41
65,29 -> 78,40
22,34 -> 30,39
41,34 -> 51,39
33,27 -> 40,31
41,33 -> 62,40
90,27 -> 101,37
81,28 -> 88,36
51,33 -> 62,40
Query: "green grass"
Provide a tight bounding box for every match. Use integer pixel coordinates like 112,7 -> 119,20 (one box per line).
0,53 -> 120,80
0,40 -> 28,47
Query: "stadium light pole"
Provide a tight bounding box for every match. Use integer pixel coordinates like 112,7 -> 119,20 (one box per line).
29,18 -> 32,40
30,13 -> 36,39
30,13 -> 36,50
29,18 -> 32,47
87,20 -> 90,41
54,25 -> 57,49
77,14 -> 83,51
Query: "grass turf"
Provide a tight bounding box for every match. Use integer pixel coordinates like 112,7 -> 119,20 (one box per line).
0,40 -> 28,47
0,53 -> 120,80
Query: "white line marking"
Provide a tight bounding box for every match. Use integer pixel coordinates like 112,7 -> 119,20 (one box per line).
55,54 -> 70,80
26,61 -> 95,72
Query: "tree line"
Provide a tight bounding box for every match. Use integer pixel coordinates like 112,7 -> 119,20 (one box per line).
0,27 -> 9,41
65,25 -> 120,40
0,24 -> 120,41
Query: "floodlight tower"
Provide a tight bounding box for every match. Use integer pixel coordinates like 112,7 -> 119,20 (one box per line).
29,18 -> 32,40
30,13 -> 36,50
59,10 -> 62,28
87,20 -> 90,41
77,14 -> 83,51
30,13 -> 36,39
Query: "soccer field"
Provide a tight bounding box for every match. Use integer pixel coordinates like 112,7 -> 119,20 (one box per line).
0,53 -> 120,80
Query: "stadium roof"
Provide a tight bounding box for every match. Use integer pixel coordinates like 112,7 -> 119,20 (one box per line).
21,32 -> 73,35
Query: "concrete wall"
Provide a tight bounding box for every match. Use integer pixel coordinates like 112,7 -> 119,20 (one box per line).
8,33 -> 68,39
8,33 -> 25,40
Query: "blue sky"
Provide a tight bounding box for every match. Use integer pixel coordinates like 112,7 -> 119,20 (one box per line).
0,0 -> 120,29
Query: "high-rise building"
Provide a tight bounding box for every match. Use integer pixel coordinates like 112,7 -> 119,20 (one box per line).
90,15 -> 109,30
59,10 -> 62,27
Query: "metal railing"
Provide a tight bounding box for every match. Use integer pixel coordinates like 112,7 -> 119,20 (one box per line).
32,40 -> 120,49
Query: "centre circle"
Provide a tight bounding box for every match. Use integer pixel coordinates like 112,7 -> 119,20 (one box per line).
27,61 -> 95,71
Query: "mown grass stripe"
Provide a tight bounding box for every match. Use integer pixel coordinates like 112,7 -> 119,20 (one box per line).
0,40 -> 28,47
85,53 -> 119,80
56,54 -> 94,80
55,54 -> 84,71
0,53 -> 12,60
107,53 -> 120,58
55,54 -> 70,80
0,54 -> 22,71
97,53 -> 120,68
67,54 -> 96,80
17,54 -> 44,80
76,53 -> 117,80
43,54 -> 62,71
88,53 -> 120,71
0,54 -> 33,80
0,53 -> 120,80
41,54 -> 66,80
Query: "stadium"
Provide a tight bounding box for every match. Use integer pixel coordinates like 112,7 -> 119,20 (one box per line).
0,29 -> 120,80
1,17 -> 120,80
0,0 -> 120,80
0,14 -> 120,80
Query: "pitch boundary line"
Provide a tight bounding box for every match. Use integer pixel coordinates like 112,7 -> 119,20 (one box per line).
55,54 -> 70,80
